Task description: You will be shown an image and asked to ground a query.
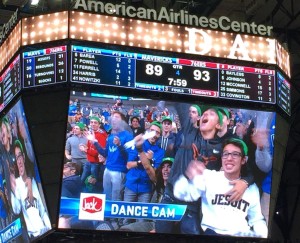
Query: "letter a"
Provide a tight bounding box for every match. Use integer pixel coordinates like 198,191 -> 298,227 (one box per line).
228,34 -> 252,61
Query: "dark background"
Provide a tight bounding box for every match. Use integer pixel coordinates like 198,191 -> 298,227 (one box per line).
1,0 -> 300,242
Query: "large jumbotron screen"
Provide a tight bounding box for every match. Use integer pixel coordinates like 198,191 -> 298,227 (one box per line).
58,90 -> 275,239
0,98 -> 52,242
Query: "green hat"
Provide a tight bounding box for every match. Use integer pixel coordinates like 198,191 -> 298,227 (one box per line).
162,157 -> 174,164
14,139 -> 24,153
1,117 -> 9,126
75,122 -> 85,131
150,121 -> 162,134
227,138 -> 248,156
202,106 -> 224,126
162,116 -> 172,123
191,105 -> 202,116
219,107 -> 230,119
90,116 -> 101,123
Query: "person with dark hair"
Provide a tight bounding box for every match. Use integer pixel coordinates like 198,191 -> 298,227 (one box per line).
61,162 -> 82,198
130,116 -> 145,137
120,157 -> 173,232
174,138 -> 267,238
10,140 -> 51,239
153,157 -> 174,202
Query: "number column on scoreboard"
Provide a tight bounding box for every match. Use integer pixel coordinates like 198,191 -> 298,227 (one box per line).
71,46 -> 135,87
135,57 -> 219,97
0,55 -> 21,111
219,64 -> 275,104
23,46 -> 67,88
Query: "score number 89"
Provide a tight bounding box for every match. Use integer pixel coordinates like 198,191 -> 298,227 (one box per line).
145,64 -> 211,81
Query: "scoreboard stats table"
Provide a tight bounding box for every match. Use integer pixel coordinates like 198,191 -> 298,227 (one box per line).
0,55 -> 21,112
0,44 -> 291,116
23,46 -> 68,88
70,45 -> 276,105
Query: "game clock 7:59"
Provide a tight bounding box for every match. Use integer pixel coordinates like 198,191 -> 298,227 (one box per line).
136,61 -> 219,91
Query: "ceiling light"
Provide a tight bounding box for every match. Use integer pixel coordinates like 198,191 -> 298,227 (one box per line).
31,0 -> 39,5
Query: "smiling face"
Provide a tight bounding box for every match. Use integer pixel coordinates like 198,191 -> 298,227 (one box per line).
131,117 -> 140,129
221,144 -> 246,180
15,146 -> 26,179
73,125 -> 82,135
148,124 -> 161,144
90,119 -> 100,132
161,162 -> 172,182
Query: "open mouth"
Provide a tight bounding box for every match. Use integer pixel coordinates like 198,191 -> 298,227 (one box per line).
201,117 -> 208,125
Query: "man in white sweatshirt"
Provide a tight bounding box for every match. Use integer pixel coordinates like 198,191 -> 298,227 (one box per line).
173,138 -> 268,238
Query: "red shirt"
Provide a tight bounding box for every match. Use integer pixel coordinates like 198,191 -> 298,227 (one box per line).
86,129 -> 107,163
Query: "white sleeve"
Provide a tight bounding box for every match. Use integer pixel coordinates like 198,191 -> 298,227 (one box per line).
32,180 -> 51,229
10,190 -> 21,214
247,185 -> 268,238
255,147 -> 272,173
252,220 -> 268,238
173,175 -> 204,202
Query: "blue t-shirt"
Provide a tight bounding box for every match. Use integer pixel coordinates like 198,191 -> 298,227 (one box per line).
94,130 -> 137,173
125,140 -> 164,193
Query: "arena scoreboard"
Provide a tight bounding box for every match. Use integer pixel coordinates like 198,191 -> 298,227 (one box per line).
23,46 -> 67,88
70,45 -> 276,105
0,43 -> 290,116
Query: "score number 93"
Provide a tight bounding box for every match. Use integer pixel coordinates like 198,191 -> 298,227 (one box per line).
145,64 -> 211,87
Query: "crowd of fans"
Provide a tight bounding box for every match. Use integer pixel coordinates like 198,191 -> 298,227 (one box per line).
61,95 -> 274,237
0,100 -> 51,241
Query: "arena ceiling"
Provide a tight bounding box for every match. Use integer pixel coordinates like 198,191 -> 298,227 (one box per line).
1,0 -> 300,241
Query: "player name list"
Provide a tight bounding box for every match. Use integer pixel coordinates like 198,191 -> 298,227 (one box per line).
219,65 -> 275,103
71,46 -> 135,87
23,46 -> 67,88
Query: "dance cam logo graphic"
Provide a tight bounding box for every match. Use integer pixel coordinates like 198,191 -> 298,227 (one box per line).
78,193 -> 106,220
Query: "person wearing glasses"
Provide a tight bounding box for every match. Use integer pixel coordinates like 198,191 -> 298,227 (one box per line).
173,138 -> 268,238
10,140 -> 51,239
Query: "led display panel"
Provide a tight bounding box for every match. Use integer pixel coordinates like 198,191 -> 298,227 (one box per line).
0,99 -> 52,242
277,71 -> 291,116
0,55 -> 21,112
58,90 -> 275,239
71,45 -> 276,104
23,46 -> 68,88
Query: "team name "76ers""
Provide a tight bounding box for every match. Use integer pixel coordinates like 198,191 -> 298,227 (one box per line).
211,194 -> 250,212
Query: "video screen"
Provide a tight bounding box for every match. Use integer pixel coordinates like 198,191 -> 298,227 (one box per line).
58,90 -> 275,239
0,99 -> 52,242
